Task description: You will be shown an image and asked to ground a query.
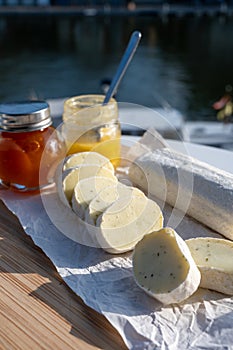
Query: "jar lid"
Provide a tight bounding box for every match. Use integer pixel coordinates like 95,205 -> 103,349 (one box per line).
0,100 -> 52,132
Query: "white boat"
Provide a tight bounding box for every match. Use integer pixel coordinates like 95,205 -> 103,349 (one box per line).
47,98 -> 233,151
182,121 -> 233,150
48,98 -> 184,138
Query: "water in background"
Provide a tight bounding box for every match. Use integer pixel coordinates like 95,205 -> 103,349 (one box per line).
0,14 -> 233,121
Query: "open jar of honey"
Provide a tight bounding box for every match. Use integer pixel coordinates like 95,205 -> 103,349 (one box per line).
0,100 -> 66,192
62,95 -> 121,168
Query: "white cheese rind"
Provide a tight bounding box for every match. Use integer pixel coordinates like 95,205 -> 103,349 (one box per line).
129,148 -> 233,240
133,227 -> 201,305
71,176 -> 117,219
186,237 -> 233,295
96,195 -> 163,254
63,151 -> 114,173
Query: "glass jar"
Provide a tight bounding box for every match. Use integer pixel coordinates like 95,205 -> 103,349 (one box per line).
0,100 -> 66,192
62,94 -> 121,168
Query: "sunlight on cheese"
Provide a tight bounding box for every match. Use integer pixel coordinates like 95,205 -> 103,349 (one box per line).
186,237 -> 233,295
72,176 -> 117,219
63,151 -> 114,173
62,164 -> 116,204
187,237 -> 233,272
96,195 -> 163,253
86,182 -> 145,225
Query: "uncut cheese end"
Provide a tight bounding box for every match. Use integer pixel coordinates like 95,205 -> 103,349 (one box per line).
133,227 -> 201,305
129,149 -> 233,241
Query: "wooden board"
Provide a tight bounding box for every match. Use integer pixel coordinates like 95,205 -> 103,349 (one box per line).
0,199 -> 127,350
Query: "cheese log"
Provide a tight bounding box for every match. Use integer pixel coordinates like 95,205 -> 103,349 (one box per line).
63,151 -> 114,173
96,195 -> 163,254
85,182 -> 145,225
58,164 -> 117,207
72,176 -> 117,219
186,237 -> 233,295
133,227 -> 201,305
129,148 -> 233,240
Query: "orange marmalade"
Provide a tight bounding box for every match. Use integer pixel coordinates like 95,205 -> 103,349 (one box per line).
0,101 -> 66,191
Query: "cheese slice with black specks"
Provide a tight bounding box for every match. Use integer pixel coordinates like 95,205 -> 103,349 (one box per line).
58,164 -> 117,207
133,227 -> 201,305
72,176 -> 117,220
85,182 -> 145,225
186,237 -> 233,295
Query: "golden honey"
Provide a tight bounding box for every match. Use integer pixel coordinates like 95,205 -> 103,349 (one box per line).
62,95 -> 121,167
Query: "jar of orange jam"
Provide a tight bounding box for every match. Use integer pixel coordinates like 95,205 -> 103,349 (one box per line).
0,100 -> 66,191
62,95 -> 121,168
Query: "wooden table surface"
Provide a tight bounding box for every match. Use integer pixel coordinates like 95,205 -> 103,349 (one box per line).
0,198 -> 127,350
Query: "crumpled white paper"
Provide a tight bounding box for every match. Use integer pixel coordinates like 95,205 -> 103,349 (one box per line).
1,132 -> 233,349
1,188 -> 233,349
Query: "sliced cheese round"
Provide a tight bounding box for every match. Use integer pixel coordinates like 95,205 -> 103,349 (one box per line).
133,227 -> 201,305
85,182 -> 145,225
186,237 -> 233,295
63,151 -> 114,173
58,164 -> 117,207
72,176 -> 118,220
96,195 -> 163,254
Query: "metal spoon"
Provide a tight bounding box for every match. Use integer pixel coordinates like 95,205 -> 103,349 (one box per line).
103,31 -> 142,105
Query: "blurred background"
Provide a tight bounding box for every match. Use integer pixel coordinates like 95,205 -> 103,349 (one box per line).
0,0 -> 233,125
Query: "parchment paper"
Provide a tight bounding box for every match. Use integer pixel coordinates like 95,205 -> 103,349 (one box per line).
1,132 -> 233,350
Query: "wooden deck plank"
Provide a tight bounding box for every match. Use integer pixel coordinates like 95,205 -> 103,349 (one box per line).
0,199 -> 127,350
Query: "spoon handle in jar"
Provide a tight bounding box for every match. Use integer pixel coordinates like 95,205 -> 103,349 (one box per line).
103,31 -> 142,105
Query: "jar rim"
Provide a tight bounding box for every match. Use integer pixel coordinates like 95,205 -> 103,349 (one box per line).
63,94 -> 118,127
64,94 -> 116,110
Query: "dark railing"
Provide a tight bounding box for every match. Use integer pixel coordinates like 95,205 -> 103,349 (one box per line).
0,0 -> 233,19
0,1 -> 233,6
